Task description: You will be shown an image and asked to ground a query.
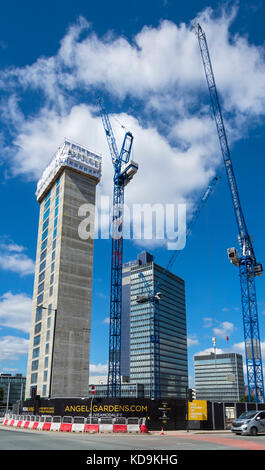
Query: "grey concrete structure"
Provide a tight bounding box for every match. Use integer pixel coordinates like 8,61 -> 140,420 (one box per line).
25,140 -> 101,399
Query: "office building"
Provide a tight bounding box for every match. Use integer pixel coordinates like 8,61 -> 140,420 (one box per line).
194,352 -> 245,402
122,251 -> 188,399
0,373 -> 26,406
25,140 -> 101,399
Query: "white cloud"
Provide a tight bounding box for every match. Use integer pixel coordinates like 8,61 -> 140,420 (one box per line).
1,6 -> 265,248
0,253 -> 35,276
89,363 -> 108,375
213,321 -> 235,339
203,317 -> 214,328
187,336 -> 199,347
0,292 -> 32,333
0,241 -> 35,276
0,336 -> 29,361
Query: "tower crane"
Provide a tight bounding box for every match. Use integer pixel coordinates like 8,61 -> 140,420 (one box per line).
98,98 -> 138,397
137,176 -> 219,399
195,24 -> 264,403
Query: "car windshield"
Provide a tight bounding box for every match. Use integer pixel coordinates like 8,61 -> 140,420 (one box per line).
238,411 -> 257,419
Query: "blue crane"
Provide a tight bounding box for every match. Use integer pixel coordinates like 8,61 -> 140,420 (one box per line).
137,176 -> 219,399
195,23 -> 264,403
98,98 -> 138,397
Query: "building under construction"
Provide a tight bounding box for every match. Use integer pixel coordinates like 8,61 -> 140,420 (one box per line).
25,140 -> 101,399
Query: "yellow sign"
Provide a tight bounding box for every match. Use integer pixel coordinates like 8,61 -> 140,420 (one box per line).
188,400 -> 207,421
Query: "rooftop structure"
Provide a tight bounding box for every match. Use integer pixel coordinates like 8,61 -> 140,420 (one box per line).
36,140 -> 102,201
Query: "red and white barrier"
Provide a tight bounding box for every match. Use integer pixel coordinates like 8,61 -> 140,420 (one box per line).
50,416 -> 61,431
71,417 -> 85,433
2,414 -> 142,433
59,416 -> 73,432
84,423 -> 99,433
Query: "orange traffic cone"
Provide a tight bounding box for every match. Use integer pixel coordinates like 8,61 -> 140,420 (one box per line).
160,427 -> 164,435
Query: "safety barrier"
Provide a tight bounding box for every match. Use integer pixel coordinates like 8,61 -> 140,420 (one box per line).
2,414 -> 143,433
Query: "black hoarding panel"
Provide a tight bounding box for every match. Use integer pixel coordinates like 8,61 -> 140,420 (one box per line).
22,397 -> 187,431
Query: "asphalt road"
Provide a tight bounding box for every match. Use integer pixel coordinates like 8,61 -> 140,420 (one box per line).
1,426 -> 265,451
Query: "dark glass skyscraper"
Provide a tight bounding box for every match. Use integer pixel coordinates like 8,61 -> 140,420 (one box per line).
121,251 -> 188,398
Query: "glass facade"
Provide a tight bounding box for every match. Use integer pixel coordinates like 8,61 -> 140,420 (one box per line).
194,353 -> 245,402
29,176 -> 61,396
121,251 -> 188,399
0,373 -> 26,406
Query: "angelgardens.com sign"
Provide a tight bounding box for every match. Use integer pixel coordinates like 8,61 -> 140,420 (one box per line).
64,403 -> 148,415
23,397 -> 187,430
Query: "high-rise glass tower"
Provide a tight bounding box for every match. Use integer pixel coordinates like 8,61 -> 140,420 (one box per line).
25,140 -> 101,399
122,251 -> 188,399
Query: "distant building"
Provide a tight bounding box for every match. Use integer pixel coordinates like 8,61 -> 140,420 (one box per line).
0,373 -> 26,406
194,352 -> 245,402
89,376 -> 108,385
122,251 -> 188,399
90,382 -> 145,398
25,140 -> 101,399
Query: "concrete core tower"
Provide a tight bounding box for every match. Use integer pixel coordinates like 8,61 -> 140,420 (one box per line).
25,140 -> 101,399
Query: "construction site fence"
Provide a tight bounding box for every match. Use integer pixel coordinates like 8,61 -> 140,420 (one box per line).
3,414 -> 145,426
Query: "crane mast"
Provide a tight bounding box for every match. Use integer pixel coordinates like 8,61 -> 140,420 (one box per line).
195,24 -> 264,402
98,98 -> 138,397
137,176 -> 219,399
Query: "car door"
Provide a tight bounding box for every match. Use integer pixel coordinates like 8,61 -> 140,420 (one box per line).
255,412 -> 265,433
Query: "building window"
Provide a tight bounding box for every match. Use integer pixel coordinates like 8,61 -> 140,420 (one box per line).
40,249 -> 47,262
39,260 -> 46,273
34,323 -> 41,335
31,373 -> 38,384
49,286 -> 53,297
47,317 -> 51,329
45,343 -> 49,354
42,218 -> 49,232
41,239 -> 48,252
38,282 -> 44,294
33,335 -> 41,347
48,304 -> 52,315
32,347 -> 40,358
41,228 -> 48,242
42,385 -> 47,397
44,356 -> 49,368
44,198 -> 50,210
38,271 -> 45,284
35,306 -> 42,323
31,360 -> 39,371
51,262 -> 55,273
50,274 -> 54,285
43,370 -> 48,382
52,239 -> 56,250
43,208 -> 50,222
52,250 -> 56,261
46,330 -> 50,341
37,294 -> 44,305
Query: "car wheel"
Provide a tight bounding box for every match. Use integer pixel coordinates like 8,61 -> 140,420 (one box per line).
250,427 -> 258,436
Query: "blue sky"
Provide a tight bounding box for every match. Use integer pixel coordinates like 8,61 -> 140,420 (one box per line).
0,0 -> 265,389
